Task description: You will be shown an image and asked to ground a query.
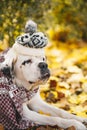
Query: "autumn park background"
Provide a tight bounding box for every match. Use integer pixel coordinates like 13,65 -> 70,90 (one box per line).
0,0 -> 87,130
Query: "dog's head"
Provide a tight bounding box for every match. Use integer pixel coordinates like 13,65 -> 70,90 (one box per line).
1,49 -> 50,90
14,54 -> 50,88
1,20 -> 50,90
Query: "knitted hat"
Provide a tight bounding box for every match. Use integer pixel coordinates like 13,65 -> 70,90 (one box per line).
15,32 -> 48,48
3,20 -> 48,67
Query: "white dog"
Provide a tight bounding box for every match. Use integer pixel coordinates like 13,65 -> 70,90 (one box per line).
0,20 -> 87,130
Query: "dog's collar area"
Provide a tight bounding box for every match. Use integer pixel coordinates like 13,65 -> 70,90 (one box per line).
28,82 -> 39,91
0,72 -> 39,99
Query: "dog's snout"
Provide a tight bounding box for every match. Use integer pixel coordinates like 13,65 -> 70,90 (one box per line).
38,62 -> 50,79
38,62 -> 48,70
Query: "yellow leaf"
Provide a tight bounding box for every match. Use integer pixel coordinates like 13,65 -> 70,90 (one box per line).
68,95 -> 80,104
77,112 -> 87,118
78,92 -> 87,103
0,40 -> 9,51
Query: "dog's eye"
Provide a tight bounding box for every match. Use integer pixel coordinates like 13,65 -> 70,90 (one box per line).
22,59 -> 32,65
43,57 -> 45,61
27,59 -> 32,63
43,57 -> 47,61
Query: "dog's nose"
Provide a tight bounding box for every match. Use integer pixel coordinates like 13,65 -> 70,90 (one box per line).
38,62 -> 48,70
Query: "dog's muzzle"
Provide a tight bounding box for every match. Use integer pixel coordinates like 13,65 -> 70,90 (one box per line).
38,62 -> 50,80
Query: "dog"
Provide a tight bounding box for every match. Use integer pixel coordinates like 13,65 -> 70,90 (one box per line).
0,20 -> 87,130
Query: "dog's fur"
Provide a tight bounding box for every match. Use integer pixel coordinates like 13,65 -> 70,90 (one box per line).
1,50 -> 87,130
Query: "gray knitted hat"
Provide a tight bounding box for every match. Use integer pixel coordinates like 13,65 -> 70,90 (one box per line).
3,20 -> 48,67
15,20 -> 48,48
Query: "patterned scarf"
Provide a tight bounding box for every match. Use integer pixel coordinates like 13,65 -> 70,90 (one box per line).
0,53 -> 39,130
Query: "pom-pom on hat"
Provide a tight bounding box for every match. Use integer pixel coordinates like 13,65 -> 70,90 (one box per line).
25,20 -> 37,35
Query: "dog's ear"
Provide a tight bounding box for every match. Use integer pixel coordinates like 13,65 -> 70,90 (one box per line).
3,48 -> 17,68
1,48 -> 17,78
1,66 -> 12,78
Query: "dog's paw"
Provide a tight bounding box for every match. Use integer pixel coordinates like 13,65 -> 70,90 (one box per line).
73,116 -> 87,123
77,117 -> 87,123
70,120 -> 87,130
83,118 -> 87,123
83,118 -> 87,128
56,118 -> 87,130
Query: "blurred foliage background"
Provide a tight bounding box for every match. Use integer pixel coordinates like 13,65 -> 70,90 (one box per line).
0,0 -> 87,130
0,0 -> 87,49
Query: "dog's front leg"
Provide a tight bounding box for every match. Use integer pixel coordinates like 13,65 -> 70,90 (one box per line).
23,102 -> 57,126
22,102 -> 87,130
29,91 -> 87,123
